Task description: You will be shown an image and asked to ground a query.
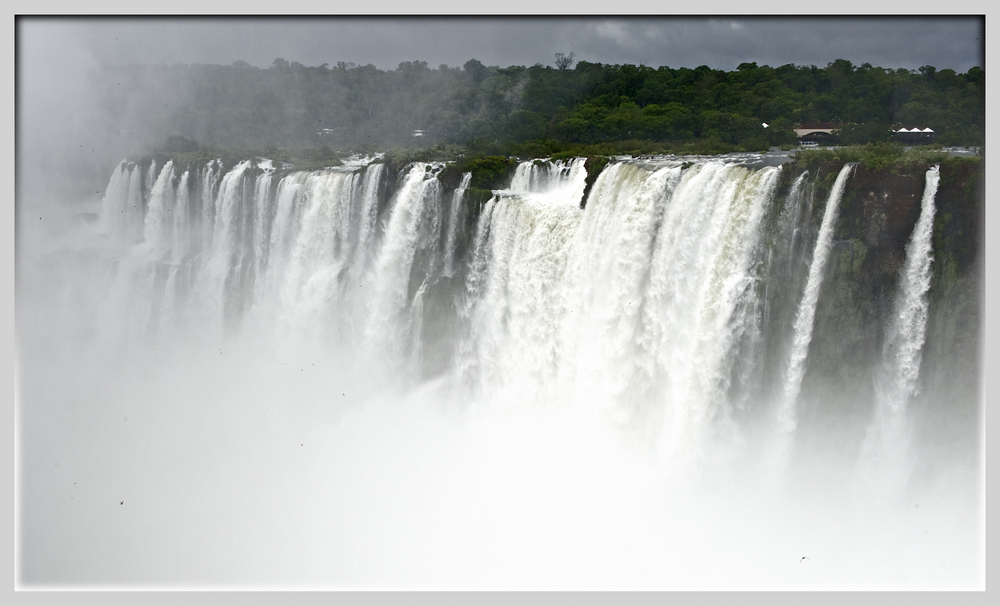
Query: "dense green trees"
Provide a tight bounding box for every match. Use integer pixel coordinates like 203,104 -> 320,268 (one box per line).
98,57 -> 984,156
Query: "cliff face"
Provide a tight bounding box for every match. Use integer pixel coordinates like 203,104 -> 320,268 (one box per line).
792,159 -> 982,458
919,161 -> 983,465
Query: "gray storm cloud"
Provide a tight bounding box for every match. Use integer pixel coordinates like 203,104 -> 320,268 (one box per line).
25,16 -> 983,72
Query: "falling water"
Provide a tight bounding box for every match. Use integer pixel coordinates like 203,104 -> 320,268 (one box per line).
143,160 -> 175,250
862,164 -> 941,490
365,163 -> 442,368
443,172 -> 471,277
355,161 -> 385,270
17,154 -> 981,589
507,157 -> 589,206
776,164 -> 856,436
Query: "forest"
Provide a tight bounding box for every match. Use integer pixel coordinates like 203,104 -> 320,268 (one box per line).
97,55 -> 984,160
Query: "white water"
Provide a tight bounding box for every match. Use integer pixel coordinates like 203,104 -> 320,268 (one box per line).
443,172 -> 471,277
507,157 -> 589,207
17,156 -> 981,589
777,164 -> 856,436
861,165 -> 941,493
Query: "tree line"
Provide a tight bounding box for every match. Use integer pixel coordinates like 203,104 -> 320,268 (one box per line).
95,56 -> 984,157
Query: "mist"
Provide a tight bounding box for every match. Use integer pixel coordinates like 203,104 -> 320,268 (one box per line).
16,158 -> 983,589
15,17 -> 984,591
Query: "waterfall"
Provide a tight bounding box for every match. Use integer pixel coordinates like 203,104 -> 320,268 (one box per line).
100,162 -> 132,245
559,162 -> 681,424
444,172 -> 471,277
776,164 -> 855,436
251,167 -> 274,278
89,156 -> 860,436
879,165 -> 941,413
143,160 -> 175,250
355,162 -> 385,270
36,154 -> 976,587
365,163 -> 443,368
281,170 -> 356,326
172,170 -> 191,263
202,160 -> 252,327
507,157 -> 589,207
200,161 -> 221,250
862,164 -> 941,488
89,156 -> 959,452
466,187 -> 583,403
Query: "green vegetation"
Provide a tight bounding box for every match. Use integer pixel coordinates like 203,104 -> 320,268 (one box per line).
794,143 -> 980,172
127,56 -> 982,198
384,149 -> 517,191
460,156 -> 519,190
463,187 -> 496,217
103,57 -> 982,158
147,136 -> 345,173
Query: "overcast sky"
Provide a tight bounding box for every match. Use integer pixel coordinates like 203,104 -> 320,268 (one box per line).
19,15 -> 984,75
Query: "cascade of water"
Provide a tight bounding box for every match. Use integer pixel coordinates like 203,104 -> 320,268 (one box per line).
559,161 -> 681,423
727,168 -> 802,416
201,160 -> 252,327
461,159 -> 780,451
508,161 -> 535,192
124,164 -> 145,245
172,171 -> 191,263
468,190 -> 583,403
508,158 -> 589,206
444,172 -> 472,277
456,195 -> 499,387
23,151 -> 982,588
279,170 -> 357,337
143,159 -> 157,211
364,164 -> 442,368
643,162 -> 780,461
100,162 -> 131,244
261,171 -> 308,307
776,164 -> 856,436
751,171 -> 813,414
91,156 -> 944,460
862,165 -> 941,487
251,169 -> 274,278
200,161 -> 221,251
785,172 -> 813,262
260,171 -> 307,316
143,161 -> 175,250
465,196 -> 498,305
879,165 -> 941,414
698,165 -> 780,420
355,162 -> 386,271
408,279 -> 430,374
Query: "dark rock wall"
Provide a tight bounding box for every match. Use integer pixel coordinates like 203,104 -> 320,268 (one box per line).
793,160 -> 982,462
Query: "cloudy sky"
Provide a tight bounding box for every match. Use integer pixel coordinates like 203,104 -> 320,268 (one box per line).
19,15 -> 984,74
